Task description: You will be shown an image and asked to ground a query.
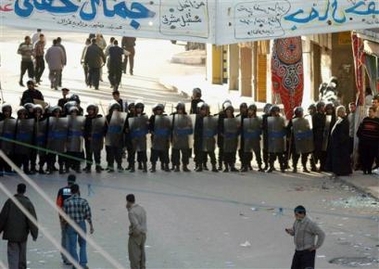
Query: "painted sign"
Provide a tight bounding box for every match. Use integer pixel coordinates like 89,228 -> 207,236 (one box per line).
1,0 -> 379,44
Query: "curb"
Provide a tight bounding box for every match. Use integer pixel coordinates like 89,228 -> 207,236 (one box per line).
337,176 -> 379,201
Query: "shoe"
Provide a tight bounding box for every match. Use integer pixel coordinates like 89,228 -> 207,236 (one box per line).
83,167 -> 91,173
174,166 -> 180,172
195,166 -> 203,172
292,168 -> 297,173
223,168 -> 229,172
117,166 -> 124,172
164,165 -> 170,172
108,168 -> 114,173
230,167 -> 238,172
203,165 -> 209,171
266,167 -> 274,173
183,165 -> 190,172
303,168 -> 310,173
240,166 -> 248,172
38,168 -> 46,174
130,70 -> 133,75
63,260 -> 72,265
19,81 -> 25,87
96,167 -> 102,173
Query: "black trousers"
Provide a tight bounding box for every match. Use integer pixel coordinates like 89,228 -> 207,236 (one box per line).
202,151 -> 216,165
150,149 -> 169,164
359,141 -> 377,173
14,153 -> 30,172
269,152 -> 286,169
106,146 -> 122,168
129,150 -> 147,164
30,149 -> 47,169
292,153 -> 309,169
108,68 -> 122,88
66,151 -> 83,169
47,152 -> 65,169
291,249 -> 316,269
223,151 -> 236,166
20,60 -> 34,82
171,148 -> 190,166
88,67 -> 100,89
85,140 -> 101,167
35,56 -> 45,83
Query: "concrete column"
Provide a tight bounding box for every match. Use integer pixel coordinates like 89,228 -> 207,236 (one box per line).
206,44 -> 223,84
228,44 -> 239,91
239,47 -> 252,97
302,38 -> 312,107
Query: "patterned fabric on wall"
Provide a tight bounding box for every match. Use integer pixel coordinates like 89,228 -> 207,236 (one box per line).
271,37 -> 304,120
351,32 -> 365,106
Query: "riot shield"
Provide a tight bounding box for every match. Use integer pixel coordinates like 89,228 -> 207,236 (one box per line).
47,117 -> 68,153
105,111 -> 127,147
223,118 -> 239,153
66,115 -> 85,152
322,115 -> 332,151
243,117 -> 262,152
14,118 -> 35,155
0,118 -> 16,154
34,118 -> 48,155
292,117 -> 314,154
128,115 -> 148,152
171,114 -> 193,150
202,116 -> 218,152
91,117 -> 105,151
267,116 -> 286,153
152,115 -> 171,151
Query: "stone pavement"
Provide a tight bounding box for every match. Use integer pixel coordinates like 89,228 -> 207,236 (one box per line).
159,50 -> 379,200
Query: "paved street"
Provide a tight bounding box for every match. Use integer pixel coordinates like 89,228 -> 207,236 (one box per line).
0,27 -> 378,269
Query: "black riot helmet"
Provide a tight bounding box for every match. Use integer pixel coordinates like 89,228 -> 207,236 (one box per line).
86,103 -> 99,114
293,106 -> 304,118
108,101 -> 121,114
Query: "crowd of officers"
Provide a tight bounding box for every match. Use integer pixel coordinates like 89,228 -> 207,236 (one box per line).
0,88 -> 378,176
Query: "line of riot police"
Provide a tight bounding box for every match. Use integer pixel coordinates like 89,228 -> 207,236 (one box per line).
0,97 -> 337,176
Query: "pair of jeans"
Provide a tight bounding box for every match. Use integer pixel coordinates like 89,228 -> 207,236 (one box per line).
60,221 -> 70,263
7,241 -> 27,269
67,221 -> 87,267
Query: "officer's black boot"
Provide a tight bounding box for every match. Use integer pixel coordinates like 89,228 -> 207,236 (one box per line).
183,164 -> 190,172
142,162 -> 148,173
150,163 -> 156,173
174,165 -> 180,172
240,165 -> 248,172
223,163 -> 229,172
164,163 -> 170,172
129,164 -> 135,173
211,164 -> 218,172
195,163 -> 203,172
59,164 -> 65,174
